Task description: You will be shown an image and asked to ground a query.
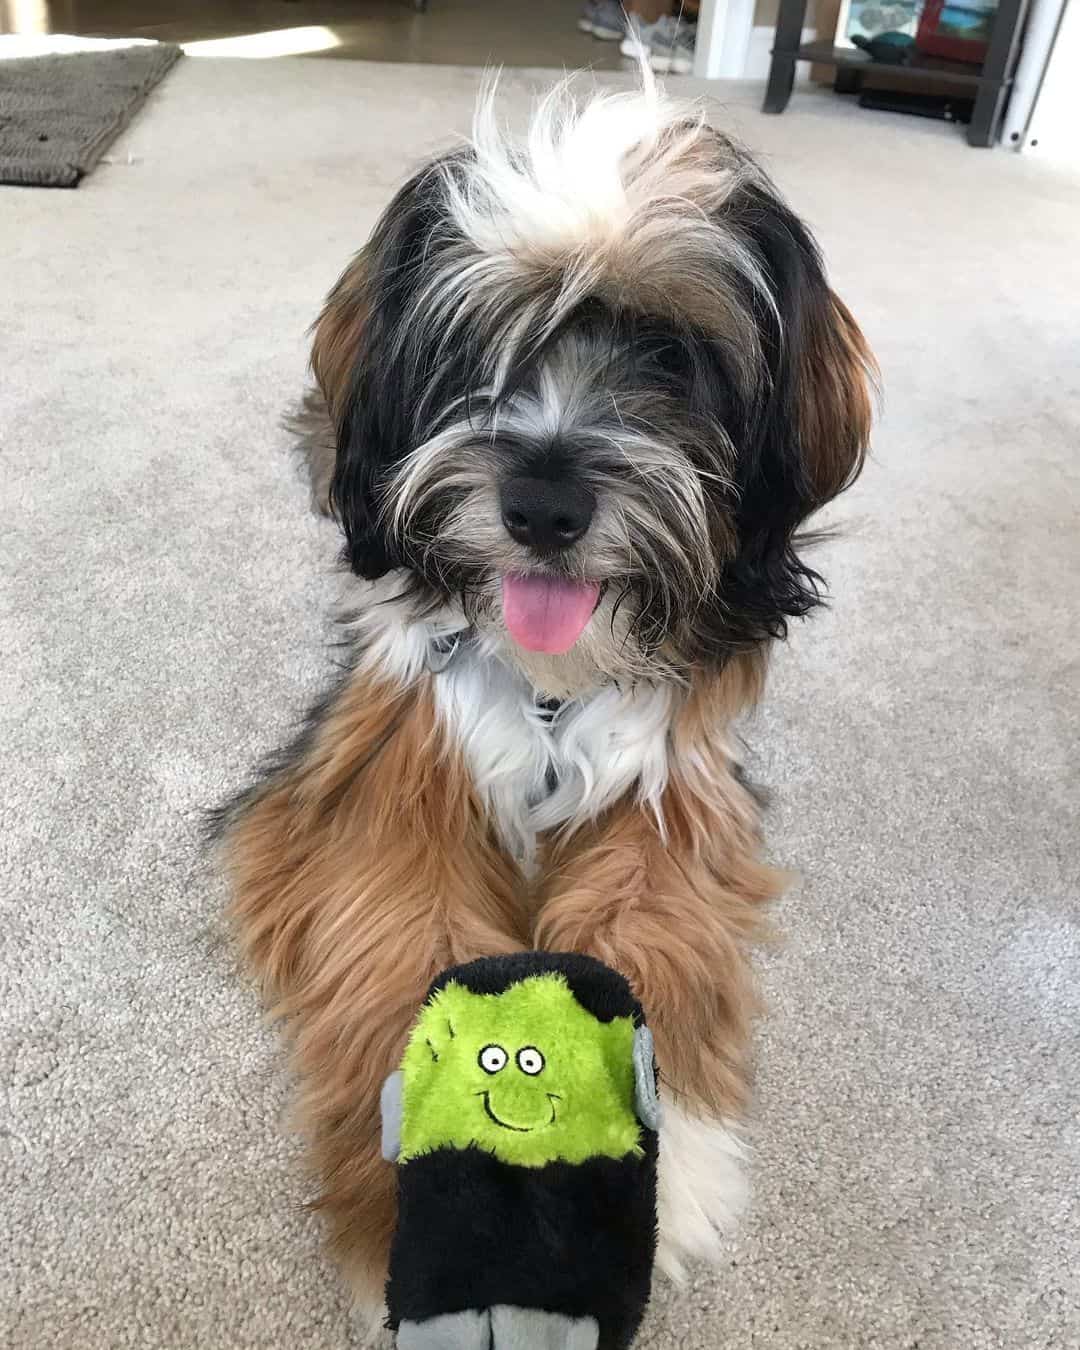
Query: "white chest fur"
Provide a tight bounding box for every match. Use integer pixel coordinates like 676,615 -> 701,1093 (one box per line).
348,574 -> 676,861
434,645 -> 675,860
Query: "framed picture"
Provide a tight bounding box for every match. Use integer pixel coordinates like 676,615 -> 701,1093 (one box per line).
916,0 -> 1000,63
835,0 -> 924,49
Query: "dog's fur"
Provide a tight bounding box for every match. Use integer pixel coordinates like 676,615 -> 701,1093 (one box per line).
215,74 -> 875,1305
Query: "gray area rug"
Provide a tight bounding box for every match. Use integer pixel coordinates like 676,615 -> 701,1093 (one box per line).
2,56 -> 1079,1350
0,43 -> 182,187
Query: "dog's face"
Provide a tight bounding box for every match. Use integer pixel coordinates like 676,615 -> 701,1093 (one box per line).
313,81 -> 875,683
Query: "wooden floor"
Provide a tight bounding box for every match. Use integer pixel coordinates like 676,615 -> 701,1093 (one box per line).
0,0 -> 634,67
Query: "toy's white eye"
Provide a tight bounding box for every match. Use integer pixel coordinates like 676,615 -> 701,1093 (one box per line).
516,1046 -> 545,1076
479,1044 -> 508,1074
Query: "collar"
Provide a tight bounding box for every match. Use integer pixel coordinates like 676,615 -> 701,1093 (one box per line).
425,630 -> 468,674
425,630 -> 564,716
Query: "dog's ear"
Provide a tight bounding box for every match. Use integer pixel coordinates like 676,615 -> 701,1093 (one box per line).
309,162 -> 452,579
735,180 -> 877,520
311,252 -> 373,432
308,238 -> 395,578
718,180 -> 877,640
792,287 -> 876,508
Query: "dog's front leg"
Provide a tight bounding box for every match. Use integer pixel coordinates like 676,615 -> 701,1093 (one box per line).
217,667 -> 527,1304
533,678 -> 784,1278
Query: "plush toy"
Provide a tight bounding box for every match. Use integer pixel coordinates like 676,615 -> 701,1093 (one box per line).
851,30 -> 917,63
381,952 -> 661,1350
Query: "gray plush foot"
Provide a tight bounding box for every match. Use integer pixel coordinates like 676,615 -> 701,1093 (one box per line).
490,1305 -> 599,1349
397,1309 -> 491,1349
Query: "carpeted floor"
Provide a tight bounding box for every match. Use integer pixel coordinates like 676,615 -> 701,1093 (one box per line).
2,56 -> 1078,1350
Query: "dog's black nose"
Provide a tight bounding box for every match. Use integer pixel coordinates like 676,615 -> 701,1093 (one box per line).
500,477 -> 595,554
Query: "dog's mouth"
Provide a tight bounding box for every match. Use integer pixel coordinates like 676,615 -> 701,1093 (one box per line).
476,1090 -> 560,1132
500,574 -> 602,654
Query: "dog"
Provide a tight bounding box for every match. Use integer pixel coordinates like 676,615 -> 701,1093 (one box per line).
215,72 -> 875,1309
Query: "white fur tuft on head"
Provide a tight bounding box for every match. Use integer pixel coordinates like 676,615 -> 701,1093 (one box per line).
457,65 -> 681,253
438,69 -> 773,333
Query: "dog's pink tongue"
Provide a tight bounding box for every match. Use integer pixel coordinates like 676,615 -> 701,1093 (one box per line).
501,574 -> 601,654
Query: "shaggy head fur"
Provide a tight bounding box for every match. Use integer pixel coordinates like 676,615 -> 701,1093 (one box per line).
304,74 -> 875,689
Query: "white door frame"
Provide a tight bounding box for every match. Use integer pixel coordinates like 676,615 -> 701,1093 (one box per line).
693,0 -> 759,79
1018,0 -> 1078,157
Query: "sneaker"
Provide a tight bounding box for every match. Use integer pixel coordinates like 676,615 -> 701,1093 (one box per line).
619,15 -> 657,59
646,15 -> 696,74
579,0 -> 630,40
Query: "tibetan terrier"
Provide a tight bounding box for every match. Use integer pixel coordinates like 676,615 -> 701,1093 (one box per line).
216,73 -> 876,1305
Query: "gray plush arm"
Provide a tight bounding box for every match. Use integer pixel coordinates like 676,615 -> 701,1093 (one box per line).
632,1026 -> 662,1131
381,1069 -> 404,1161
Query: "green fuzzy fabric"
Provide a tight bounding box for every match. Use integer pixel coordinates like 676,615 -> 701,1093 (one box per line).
399,974 -> 641,1167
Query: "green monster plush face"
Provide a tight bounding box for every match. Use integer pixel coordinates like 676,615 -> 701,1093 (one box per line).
395,973 -> 644,1168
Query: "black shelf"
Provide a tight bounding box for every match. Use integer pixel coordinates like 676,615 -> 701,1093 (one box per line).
763,0 -> 1031,147
795,41 -> 997,89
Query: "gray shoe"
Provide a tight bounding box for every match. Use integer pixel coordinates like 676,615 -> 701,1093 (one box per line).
619,15 -> 656,58
577,0 -> 599,33
647,15 -> 696,73
579,0 -> 630,40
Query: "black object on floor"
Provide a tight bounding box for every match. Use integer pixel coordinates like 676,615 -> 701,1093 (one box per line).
0,44 -> 182,188
859,89 -> 975,123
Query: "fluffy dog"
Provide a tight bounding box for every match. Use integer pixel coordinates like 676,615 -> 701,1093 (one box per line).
216,73 -> 875,1306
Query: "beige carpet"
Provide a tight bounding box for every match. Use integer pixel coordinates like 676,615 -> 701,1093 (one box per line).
2,57 -> 1078,1350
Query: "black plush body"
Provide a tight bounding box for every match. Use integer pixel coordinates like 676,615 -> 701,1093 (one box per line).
386,1141 -> 657,1350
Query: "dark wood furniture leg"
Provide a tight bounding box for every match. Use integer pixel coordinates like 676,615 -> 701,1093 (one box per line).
967,0 -> 1029,146
764,0 -> 810,113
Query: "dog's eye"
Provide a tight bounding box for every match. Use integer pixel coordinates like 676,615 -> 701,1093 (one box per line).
516,1046 -> 545,1076
479,1044 -> 508,1074
649,341 -> 691,380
